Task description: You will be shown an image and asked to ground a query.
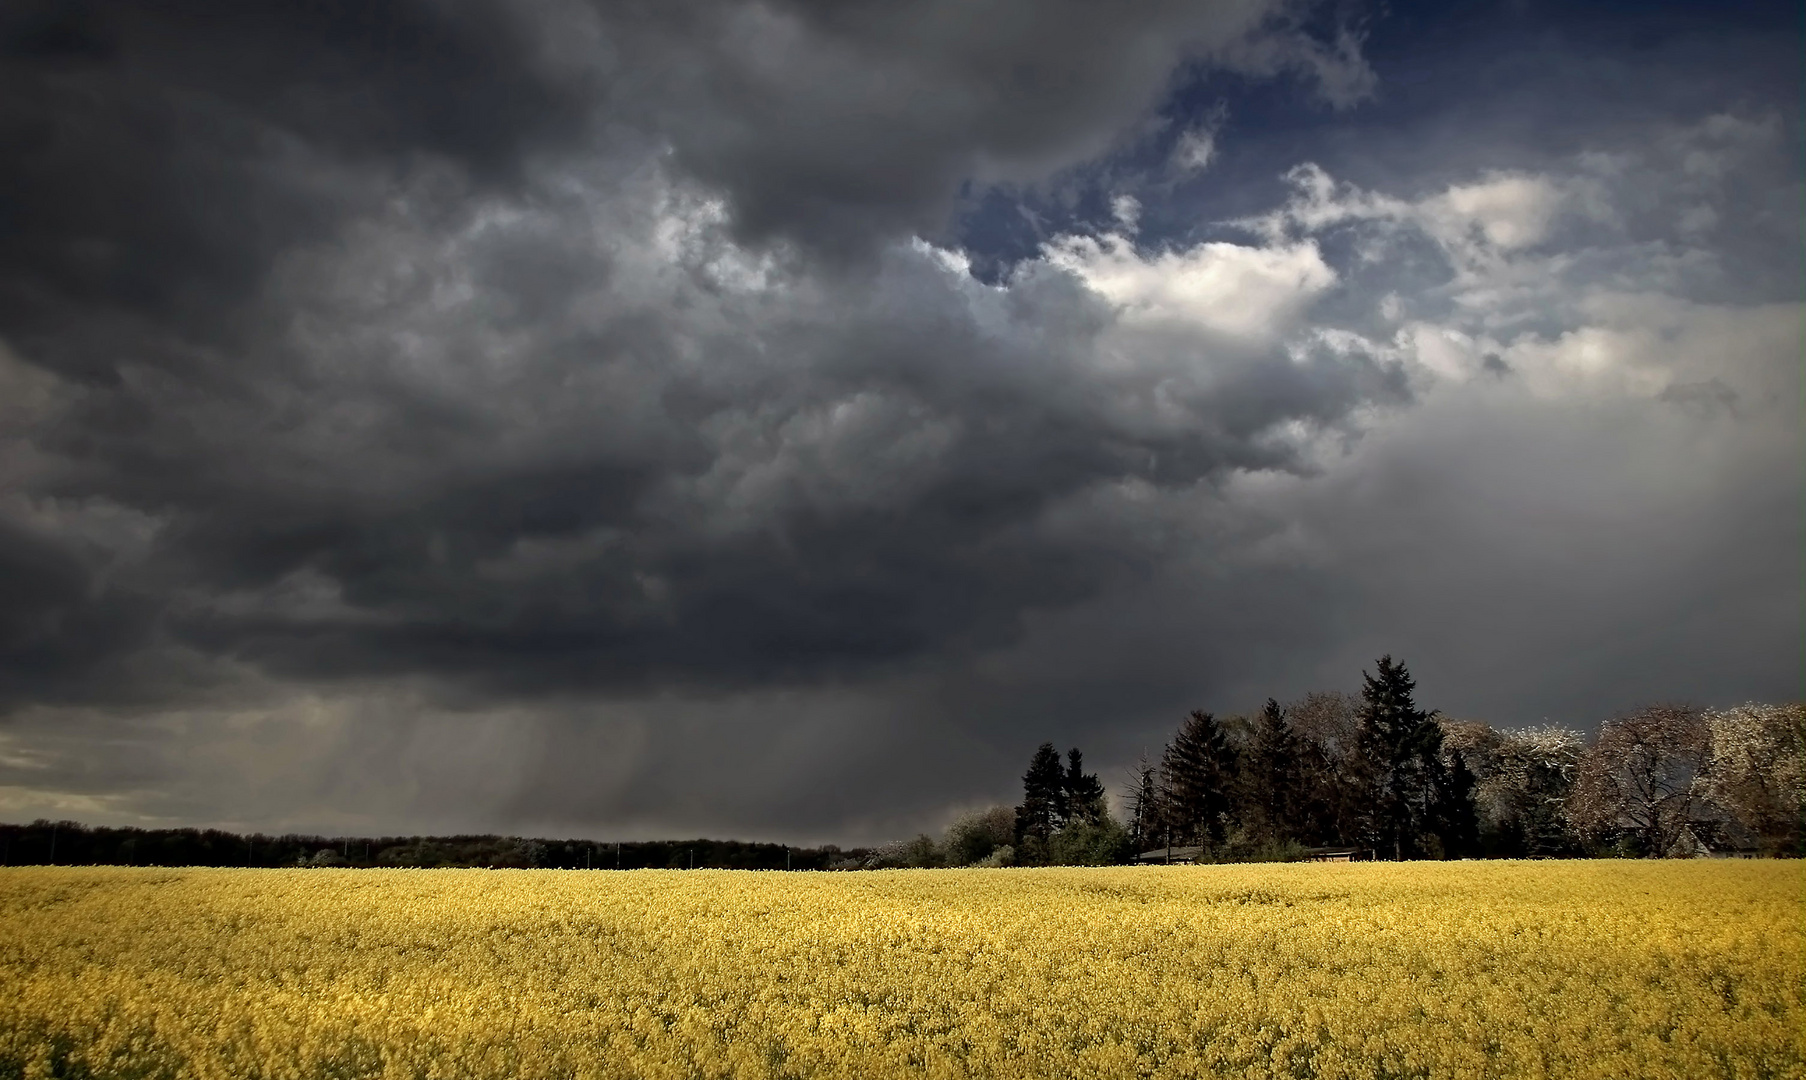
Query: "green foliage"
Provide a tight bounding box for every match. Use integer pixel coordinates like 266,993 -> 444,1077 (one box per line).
1048,813 -> 1134,866
943,807 -> 1016,867
1223,835 -> 1311,863
974,844 -> 1016,867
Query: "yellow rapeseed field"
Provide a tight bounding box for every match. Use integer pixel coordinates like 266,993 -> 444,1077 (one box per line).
0,861 -> 1799,1079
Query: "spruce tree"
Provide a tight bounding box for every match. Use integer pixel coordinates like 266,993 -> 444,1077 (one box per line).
1355,655 -> 1447,859
1160,710 -> 1237,852
1244,698 -> 1304,844
1435,752 -> 1480,857
1062,748 -> 1106,825
1016,743 -> 1065,850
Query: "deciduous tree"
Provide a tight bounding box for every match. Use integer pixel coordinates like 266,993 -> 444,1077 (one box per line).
1286,690 -> 1364,844
1124,753 -> 1161,851
1698,702 -> 1806,855
943,806 -> 1017,867
1477,725 -> 1585,856
1568,704 -> 1709,858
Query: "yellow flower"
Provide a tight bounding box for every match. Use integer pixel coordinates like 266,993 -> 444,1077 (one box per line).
0,862 -> 1798,1079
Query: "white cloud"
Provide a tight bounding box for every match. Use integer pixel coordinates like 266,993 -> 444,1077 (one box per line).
1424,173 -> 1566,252
1110,194 -> 1143,232
1235,119 -> 1799,411
1042,232 -> 1335,342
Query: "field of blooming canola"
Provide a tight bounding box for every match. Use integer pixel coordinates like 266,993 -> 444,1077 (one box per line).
0,861 -> 1799,1079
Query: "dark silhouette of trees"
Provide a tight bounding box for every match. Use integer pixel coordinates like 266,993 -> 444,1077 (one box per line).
1013,743 -> 1126,865
1014,685 -> 1795,867
0,821 -> 853,870
1015,742 -> 1066,858
1285,690 -> 1365,845
1354,655 -> 1454,859
1062,748 -> 1106,825
1434,751 -> 1480,858
1159,710 -> 1238,853
1240,698 -> 1305,845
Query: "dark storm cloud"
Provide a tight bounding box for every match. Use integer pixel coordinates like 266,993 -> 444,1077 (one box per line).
601,0 -> 1326,254
134,240 -> 1401,697
0,0 -> 1797,843
0,0 -> 1385,709
0,0 -> 595,383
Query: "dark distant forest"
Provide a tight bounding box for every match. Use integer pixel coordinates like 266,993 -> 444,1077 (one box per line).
0,824 -> 871,871
5,656 -> 1799,871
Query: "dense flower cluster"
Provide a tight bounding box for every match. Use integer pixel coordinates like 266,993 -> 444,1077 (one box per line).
0,862 -> 1798,1078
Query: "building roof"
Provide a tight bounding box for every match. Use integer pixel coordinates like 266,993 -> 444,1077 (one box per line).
1136,845 -> 1205,863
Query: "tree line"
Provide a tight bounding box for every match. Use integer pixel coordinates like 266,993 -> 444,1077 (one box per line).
7,656 -> 1797,870
1128,655 -> 1480,863
0,825 -> 875,871
876,655 -> 1802,868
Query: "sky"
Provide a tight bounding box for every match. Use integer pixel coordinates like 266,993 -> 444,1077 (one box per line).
0,0 -> 1799,845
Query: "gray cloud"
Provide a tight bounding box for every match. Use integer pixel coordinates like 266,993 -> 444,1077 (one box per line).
0,0 -> 1797,843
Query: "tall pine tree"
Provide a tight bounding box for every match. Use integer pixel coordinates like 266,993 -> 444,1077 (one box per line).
1243,698 -> 1304,844
1062,748 -> 1106,826
1356,655 -> 1449,859
1016,743 -> 1065,849
1434,751 -> 1480,858
1160,710 -> 1237,852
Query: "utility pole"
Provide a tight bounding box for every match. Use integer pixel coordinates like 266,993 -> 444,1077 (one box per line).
49,822 -> 57,865
785,846 -> 791,872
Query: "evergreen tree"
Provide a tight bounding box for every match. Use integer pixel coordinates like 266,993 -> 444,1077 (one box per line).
1243,698 -> 1305,843
1435,751 -> 1481,857
1356,655 -> 1449,859
1160,710 -> 1237,852
1016,743 -> 1065,850
1062,748 -> 1106,825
